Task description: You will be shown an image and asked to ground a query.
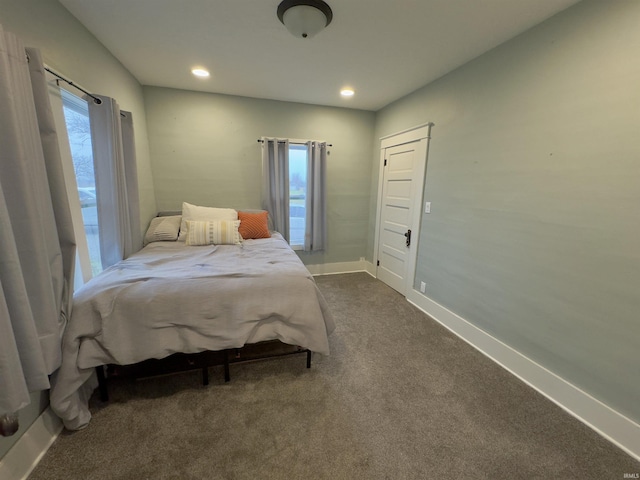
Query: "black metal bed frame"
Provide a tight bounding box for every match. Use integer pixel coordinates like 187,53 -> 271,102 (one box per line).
95,341 -> 312,402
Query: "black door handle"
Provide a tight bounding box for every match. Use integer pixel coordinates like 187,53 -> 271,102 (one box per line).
404,229 -> 411,247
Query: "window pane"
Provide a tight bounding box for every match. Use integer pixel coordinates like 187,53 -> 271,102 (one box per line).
289,145 -> 307,246
61,92 -> 102,276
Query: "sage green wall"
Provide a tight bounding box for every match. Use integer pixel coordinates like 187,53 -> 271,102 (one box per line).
372,0 -> 640,424
0,0 -> 157,232
144,86 -> 375,265
0,0 -> 156,459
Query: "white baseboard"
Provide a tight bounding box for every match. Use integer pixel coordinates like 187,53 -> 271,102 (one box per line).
406,288 -> 640,462
307,260 -> 375,276
0,407 -> 63,480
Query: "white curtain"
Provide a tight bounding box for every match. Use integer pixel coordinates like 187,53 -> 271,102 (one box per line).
304,141 -> 327,252
0,26 -> 75,423
87,96 -> 141,268
261,138 -> 290,241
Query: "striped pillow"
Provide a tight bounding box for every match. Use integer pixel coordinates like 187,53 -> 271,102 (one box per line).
185,220 -> 241,246
178,202 -> 238,241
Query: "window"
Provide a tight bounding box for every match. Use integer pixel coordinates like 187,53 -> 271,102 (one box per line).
60,89 -> 102,276
289,144 -> 308,247
262,137 -> 325,252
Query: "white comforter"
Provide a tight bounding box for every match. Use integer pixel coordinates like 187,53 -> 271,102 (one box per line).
50,233 -> 335,429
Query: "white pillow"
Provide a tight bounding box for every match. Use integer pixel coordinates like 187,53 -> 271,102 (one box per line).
185,220 -> 241,246
178,202 -> 238,241
144,215 -> 181,245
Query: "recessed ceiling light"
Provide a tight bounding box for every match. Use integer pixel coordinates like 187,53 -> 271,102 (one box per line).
191,68 -> 210,78
340,88 -> 354,97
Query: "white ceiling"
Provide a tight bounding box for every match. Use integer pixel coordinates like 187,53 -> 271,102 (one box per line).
58,0 -> 580,111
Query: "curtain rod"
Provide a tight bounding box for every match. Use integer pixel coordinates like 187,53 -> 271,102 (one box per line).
43,66 -> 102,105
257,139 -> 332,147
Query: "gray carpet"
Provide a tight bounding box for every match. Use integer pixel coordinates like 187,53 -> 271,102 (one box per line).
30,272 -> 639,479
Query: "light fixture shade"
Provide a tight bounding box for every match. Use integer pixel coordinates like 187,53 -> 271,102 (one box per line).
277,0 -> 333,39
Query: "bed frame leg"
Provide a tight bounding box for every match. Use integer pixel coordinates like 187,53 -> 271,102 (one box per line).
306,350 -> 312,369
96,366 -> 108,402
202,367 -> 209,386
224,351 -> 230,382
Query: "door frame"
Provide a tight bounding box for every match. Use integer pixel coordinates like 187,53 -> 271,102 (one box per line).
373,122 -> 434,295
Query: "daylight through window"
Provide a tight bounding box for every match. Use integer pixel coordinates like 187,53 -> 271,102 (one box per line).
60,89 -> 102,276
289,144 -> 307,247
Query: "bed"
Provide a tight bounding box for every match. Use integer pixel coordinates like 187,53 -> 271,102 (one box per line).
49,207 -> 335,430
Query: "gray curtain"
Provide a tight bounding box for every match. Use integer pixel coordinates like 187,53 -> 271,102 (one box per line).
0,26 -> 75,424
304,141 -> 327,252
87,96 -> 141,268
261,138 -> 290,241
119,111 -> 141,253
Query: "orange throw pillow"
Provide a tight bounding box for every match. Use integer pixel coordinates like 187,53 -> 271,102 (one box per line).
238,211 -> 271,239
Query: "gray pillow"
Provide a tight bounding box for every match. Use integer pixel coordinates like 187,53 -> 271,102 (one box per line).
143,215 -> 182,245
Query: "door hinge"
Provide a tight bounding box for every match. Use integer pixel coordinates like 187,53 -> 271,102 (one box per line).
377,260 -> 380,266
384,159 -> 387,166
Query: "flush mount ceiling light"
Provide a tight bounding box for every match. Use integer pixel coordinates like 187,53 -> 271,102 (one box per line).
277,0 -> 333,39
340,88 -> 355,97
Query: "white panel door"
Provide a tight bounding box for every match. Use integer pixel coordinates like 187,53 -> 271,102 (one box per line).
376,140 -> 426,295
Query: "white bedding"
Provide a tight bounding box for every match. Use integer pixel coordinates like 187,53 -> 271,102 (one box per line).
50,233 -> 335,430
